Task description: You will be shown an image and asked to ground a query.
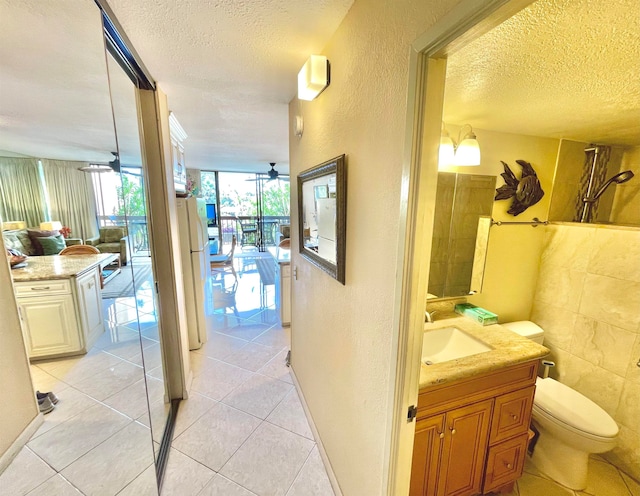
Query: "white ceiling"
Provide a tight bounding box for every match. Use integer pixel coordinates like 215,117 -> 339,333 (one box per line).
444,0 -> 640,146
1,0 -> 638,174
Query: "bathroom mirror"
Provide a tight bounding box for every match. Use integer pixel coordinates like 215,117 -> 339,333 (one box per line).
298,154 -> 347,284
428,172 -> 495,299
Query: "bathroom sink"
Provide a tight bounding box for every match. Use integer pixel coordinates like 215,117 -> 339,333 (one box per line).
422,327 -> 493,365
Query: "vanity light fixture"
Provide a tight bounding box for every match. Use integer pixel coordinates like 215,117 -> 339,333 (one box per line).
298,55 -> 330,101
438,123 -> 481,168
40,221 -> 63,231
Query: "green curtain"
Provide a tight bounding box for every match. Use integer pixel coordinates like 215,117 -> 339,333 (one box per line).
0,157 -> 46,228
40,160 -> 99,241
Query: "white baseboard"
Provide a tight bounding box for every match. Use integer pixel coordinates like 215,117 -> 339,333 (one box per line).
0,413 -> 43,475
290,365 -> 343,496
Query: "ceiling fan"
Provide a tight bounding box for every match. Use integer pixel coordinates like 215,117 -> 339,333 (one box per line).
246,163 -> 289,182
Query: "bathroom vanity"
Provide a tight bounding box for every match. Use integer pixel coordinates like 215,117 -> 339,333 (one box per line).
11,254 -> 112,359
411,317 -> 548,496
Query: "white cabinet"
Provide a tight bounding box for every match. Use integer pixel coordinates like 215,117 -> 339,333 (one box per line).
16,280 -> 81,358
15,268 -> 104,359
274,261 -> 291,326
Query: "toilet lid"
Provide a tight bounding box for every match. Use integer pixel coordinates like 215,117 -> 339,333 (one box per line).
534,378 -> 619,438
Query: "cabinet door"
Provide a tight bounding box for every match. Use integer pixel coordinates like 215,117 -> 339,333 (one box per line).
483,433 -> 529,493
489,386 -> 535,445
76,268 -> 104,349
18,295 -> 81,357
438,399 -> 493,496
410,414 -> 446,496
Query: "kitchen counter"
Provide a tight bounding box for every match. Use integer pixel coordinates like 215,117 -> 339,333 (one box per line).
420,315 -> 549,388
10,254 -> 115,282
267,246 -> 291,265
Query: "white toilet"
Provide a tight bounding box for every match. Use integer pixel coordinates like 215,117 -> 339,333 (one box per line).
502,321 -> 619,490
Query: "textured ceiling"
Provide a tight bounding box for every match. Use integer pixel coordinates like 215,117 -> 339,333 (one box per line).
444,0 -> 640,146
0,0 -> 353,173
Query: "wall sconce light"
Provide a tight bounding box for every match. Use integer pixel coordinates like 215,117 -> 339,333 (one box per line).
40,221 -> 63,231
438,123 -> 481,168
298,55 -> 330,101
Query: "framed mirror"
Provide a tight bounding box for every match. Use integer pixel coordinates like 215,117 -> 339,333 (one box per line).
298,154 -> 347,284
428,172 -> 495,298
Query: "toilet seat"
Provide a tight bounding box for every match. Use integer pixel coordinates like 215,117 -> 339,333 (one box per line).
534,377 -> 618,439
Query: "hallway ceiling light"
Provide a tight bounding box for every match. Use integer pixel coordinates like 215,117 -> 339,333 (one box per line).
439,123 -> 481,168
298,55 -> 330,101
78,163 -> 113,173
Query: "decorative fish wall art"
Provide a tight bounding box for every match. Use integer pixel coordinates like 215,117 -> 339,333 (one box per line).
494,160 -> 545,216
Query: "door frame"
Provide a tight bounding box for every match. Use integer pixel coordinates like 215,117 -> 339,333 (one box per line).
386,1 -> 535,494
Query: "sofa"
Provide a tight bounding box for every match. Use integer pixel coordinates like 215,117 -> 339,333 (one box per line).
86,226 -> 130,265
2,228 -> 70,256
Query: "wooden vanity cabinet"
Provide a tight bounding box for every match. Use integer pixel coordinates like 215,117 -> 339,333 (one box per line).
410,361 -> 538,496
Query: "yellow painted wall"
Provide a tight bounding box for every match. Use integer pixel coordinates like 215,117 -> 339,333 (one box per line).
288,1 -> 462,494
0,259 -> 38,460
445,127 -> 560,322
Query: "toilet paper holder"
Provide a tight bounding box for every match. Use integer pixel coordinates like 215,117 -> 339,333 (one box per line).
541,360 -> 555,378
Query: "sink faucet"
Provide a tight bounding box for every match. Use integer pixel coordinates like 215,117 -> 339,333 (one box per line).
425,310 -> 437,323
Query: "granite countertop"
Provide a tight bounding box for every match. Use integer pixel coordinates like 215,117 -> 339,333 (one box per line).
267,246 -> 291,265
11,254 -> 114,282
419,315 -> 549,389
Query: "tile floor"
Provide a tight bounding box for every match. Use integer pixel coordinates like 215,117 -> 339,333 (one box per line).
2,250 -> 639,496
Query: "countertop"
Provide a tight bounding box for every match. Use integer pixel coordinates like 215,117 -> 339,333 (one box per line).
11,254 -> 114,282
419,315 -> 549,389
267,246 -> 291,265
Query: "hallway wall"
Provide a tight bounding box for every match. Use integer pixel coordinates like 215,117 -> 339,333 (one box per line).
288,0 -> 463,494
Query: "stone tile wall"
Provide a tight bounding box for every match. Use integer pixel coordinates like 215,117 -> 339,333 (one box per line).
531,223 -> 640,480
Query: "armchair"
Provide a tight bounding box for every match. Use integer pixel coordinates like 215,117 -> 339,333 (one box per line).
86,226 -> 130,265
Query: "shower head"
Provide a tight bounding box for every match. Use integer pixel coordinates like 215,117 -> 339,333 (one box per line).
589,170 -> 635,201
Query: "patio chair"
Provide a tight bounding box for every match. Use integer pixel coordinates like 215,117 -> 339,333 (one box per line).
238,219 -> 257,247
210,234 -> 236,267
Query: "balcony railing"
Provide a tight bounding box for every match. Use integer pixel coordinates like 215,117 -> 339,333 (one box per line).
219,215 -> 290,248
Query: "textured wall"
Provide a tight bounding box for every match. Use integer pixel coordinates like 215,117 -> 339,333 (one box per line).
0,258 -> 38,458
287,0 -> 460,494
531,223 -> 640,480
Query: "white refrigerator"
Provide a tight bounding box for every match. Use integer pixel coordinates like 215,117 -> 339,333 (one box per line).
176,197 -> 213,350
316,198 -> 336,262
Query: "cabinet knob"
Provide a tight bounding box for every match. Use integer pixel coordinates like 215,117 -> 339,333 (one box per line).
505,462 -> 513,469
450,427 -> 456,435
511,414 -> 518,420
438,431 -> 444,439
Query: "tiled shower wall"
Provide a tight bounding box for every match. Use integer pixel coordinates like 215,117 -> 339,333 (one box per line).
530,223 -> 640,481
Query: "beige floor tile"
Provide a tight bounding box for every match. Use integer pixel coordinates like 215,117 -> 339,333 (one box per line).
29,365 -> 69,393
0,447 -> 56,496
61,421 -> 154,495
198,474 -> 259,496
25,474 -> 83,495
620,471 -> 640,496
173,402 -> 261,471
104,376 -> 165,419
583,459 -> 633,496
31,387 -> 100,438
130,342 -> 164,370
160,448 -> 215,496
138,399 -> 171,444
171,392 -> 217,439
28,403 -> 130,471
72,360 -> 144,401
286,447 -> 334,496
218,322 -> 273,342
220,422 -> 314,496
258,349 -> 293,384
253,326 -> 290,349
223,342 -> 283,372
222,373 -> 293,419
116,464 -> 158,496
191,359 -> 254,401
194,331 -> 249,361
37,350 -> 124,384
267,389 -> 313,440
517,473 -> 575,496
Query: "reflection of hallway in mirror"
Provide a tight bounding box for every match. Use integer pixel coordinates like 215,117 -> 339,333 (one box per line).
0,264 -> 163,494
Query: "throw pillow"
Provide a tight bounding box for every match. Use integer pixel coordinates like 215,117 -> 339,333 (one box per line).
103,228 -> 125,244
39,235 -> 66,255
27,229 -> 61,255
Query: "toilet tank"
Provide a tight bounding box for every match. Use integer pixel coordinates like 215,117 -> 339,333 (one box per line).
501,320 -> 545,344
